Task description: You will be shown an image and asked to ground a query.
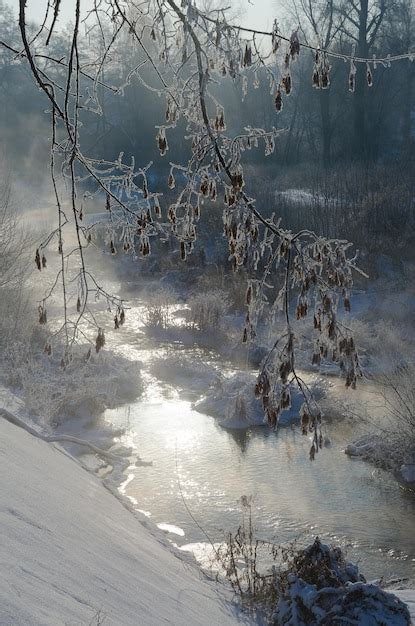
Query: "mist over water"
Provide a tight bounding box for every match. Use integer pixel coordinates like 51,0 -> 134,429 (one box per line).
86,286 -> 415,583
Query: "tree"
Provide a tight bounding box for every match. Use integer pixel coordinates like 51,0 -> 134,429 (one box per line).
291,0 -> 343,166
337,0 -> 395,160
0,0 -> 412,455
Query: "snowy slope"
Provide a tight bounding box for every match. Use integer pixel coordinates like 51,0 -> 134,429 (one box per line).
0,418 -> 242,626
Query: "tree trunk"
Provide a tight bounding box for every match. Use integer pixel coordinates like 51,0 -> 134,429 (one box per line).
402,65 -> 414,158
353,0 -> 369,162
320,89 -> 332,168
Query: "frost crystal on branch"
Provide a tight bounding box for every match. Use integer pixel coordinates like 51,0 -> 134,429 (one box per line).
11,0 -> 395,455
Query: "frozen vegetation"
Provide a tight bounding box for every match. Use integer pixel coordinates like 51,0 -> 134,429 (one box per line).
194,370 -> 328,429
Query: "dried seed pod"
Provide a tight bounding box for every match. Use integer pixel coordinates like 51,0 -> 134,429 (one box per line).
168,173 -> 175,189
321,69 -> 330,89
280,388 -> 291,409
156,129 -> 168,156
313,314 -> 322,331
114,315 -> 120,330
95,328 -> 105,353
322,295 -> 331,313
110,240 -> 117,255
106,193 -> 110,212
246,285 -> 252,305
35,249 -> 41,271
180,241 -> 186,261
200,177 -> 209,196
366,64 -> 373,87
301,408 -> 309,435
281,74 -> 292,95
38,305 -> 47,325
76,297 -> 81,313
328,319 -> 336,340
271,19 -> 280,53
142,181 -> 148,199
309,443 -> 316,461
209,179 -> 217,201
349,60 -> 356,92
242,327 -> 248,343
289,29 -> 300,59
243,43 -> 252,67
279,360 -> 291,383
275,88 -> 283,112
120,309 -> 125,325
41,254 -> 47,268
154,196 -> 161,217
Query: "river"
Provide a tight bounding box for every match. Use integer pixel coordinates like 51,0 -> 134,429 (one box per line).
93,291 -> 415,584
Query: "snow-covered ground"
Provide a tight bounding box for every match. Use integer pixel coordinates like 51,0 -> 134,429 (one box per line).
194,371 -> 328,429
0,415 -> 242,625
345,433 -> 415,489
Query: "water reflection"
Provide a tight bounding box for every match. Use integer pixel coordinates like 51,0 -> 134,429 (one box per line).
100,298 -> 415,583
224,428 -> 252,454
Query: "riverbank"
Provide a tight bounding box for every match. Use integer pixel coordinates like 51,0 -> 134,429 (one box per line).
0,414 -> 243,625
1,413 -> 413,625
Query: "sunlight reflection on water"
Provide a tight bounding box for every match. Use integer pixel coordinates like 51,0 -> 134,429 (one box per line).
101,301 -> 415,582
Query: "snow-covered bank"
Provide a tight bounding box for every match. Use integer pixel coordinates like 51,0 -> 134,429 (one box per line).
194,371 -> 327,429
0,417 -> 242,625
345,434 -> 415,490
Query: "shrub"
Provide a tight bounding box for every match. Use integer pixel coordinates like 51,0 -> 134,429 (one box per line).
0,174 -> 33,350
141,287 -> 175,329
187,289 -> 229,331
216,500 -> 411,624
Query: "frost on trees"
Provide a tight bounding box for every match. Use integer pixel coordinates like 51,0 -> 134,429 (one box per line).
7,0 -> 414,457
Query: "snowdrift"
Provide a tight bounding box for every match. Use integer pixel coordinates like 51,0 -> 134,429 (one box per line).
0,418 -> 240,626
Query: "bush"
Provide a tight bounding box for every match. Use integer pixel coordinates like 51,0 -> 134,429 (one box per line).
5,339 -> 142,428
346,364 -> 415,484
141,287 -> 175,329
216,500 -> 411,624
187,289 -> 229,331
0,174 -> 33,350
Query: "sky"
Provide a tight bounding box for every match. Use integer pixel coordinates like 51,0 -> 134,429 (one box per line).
6,0 -> 277,32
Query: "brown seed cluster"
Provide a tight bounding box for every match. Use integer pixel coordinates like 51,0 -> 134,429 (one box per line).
156,129 -> 168,156
213,107 -> 226,132
114,307 -> 125,329
242,43 -> 252,68
35,249 -> 47,271
95,328 -> 105,353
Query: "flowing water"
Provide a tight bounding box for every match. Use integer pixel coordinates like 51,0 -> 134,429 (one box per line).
93,292 -> 415,579
96,292 -> 415,582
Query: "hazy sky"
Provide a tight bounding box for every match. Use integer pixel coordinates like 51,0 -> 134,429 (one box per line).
6,0 -> 277,32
